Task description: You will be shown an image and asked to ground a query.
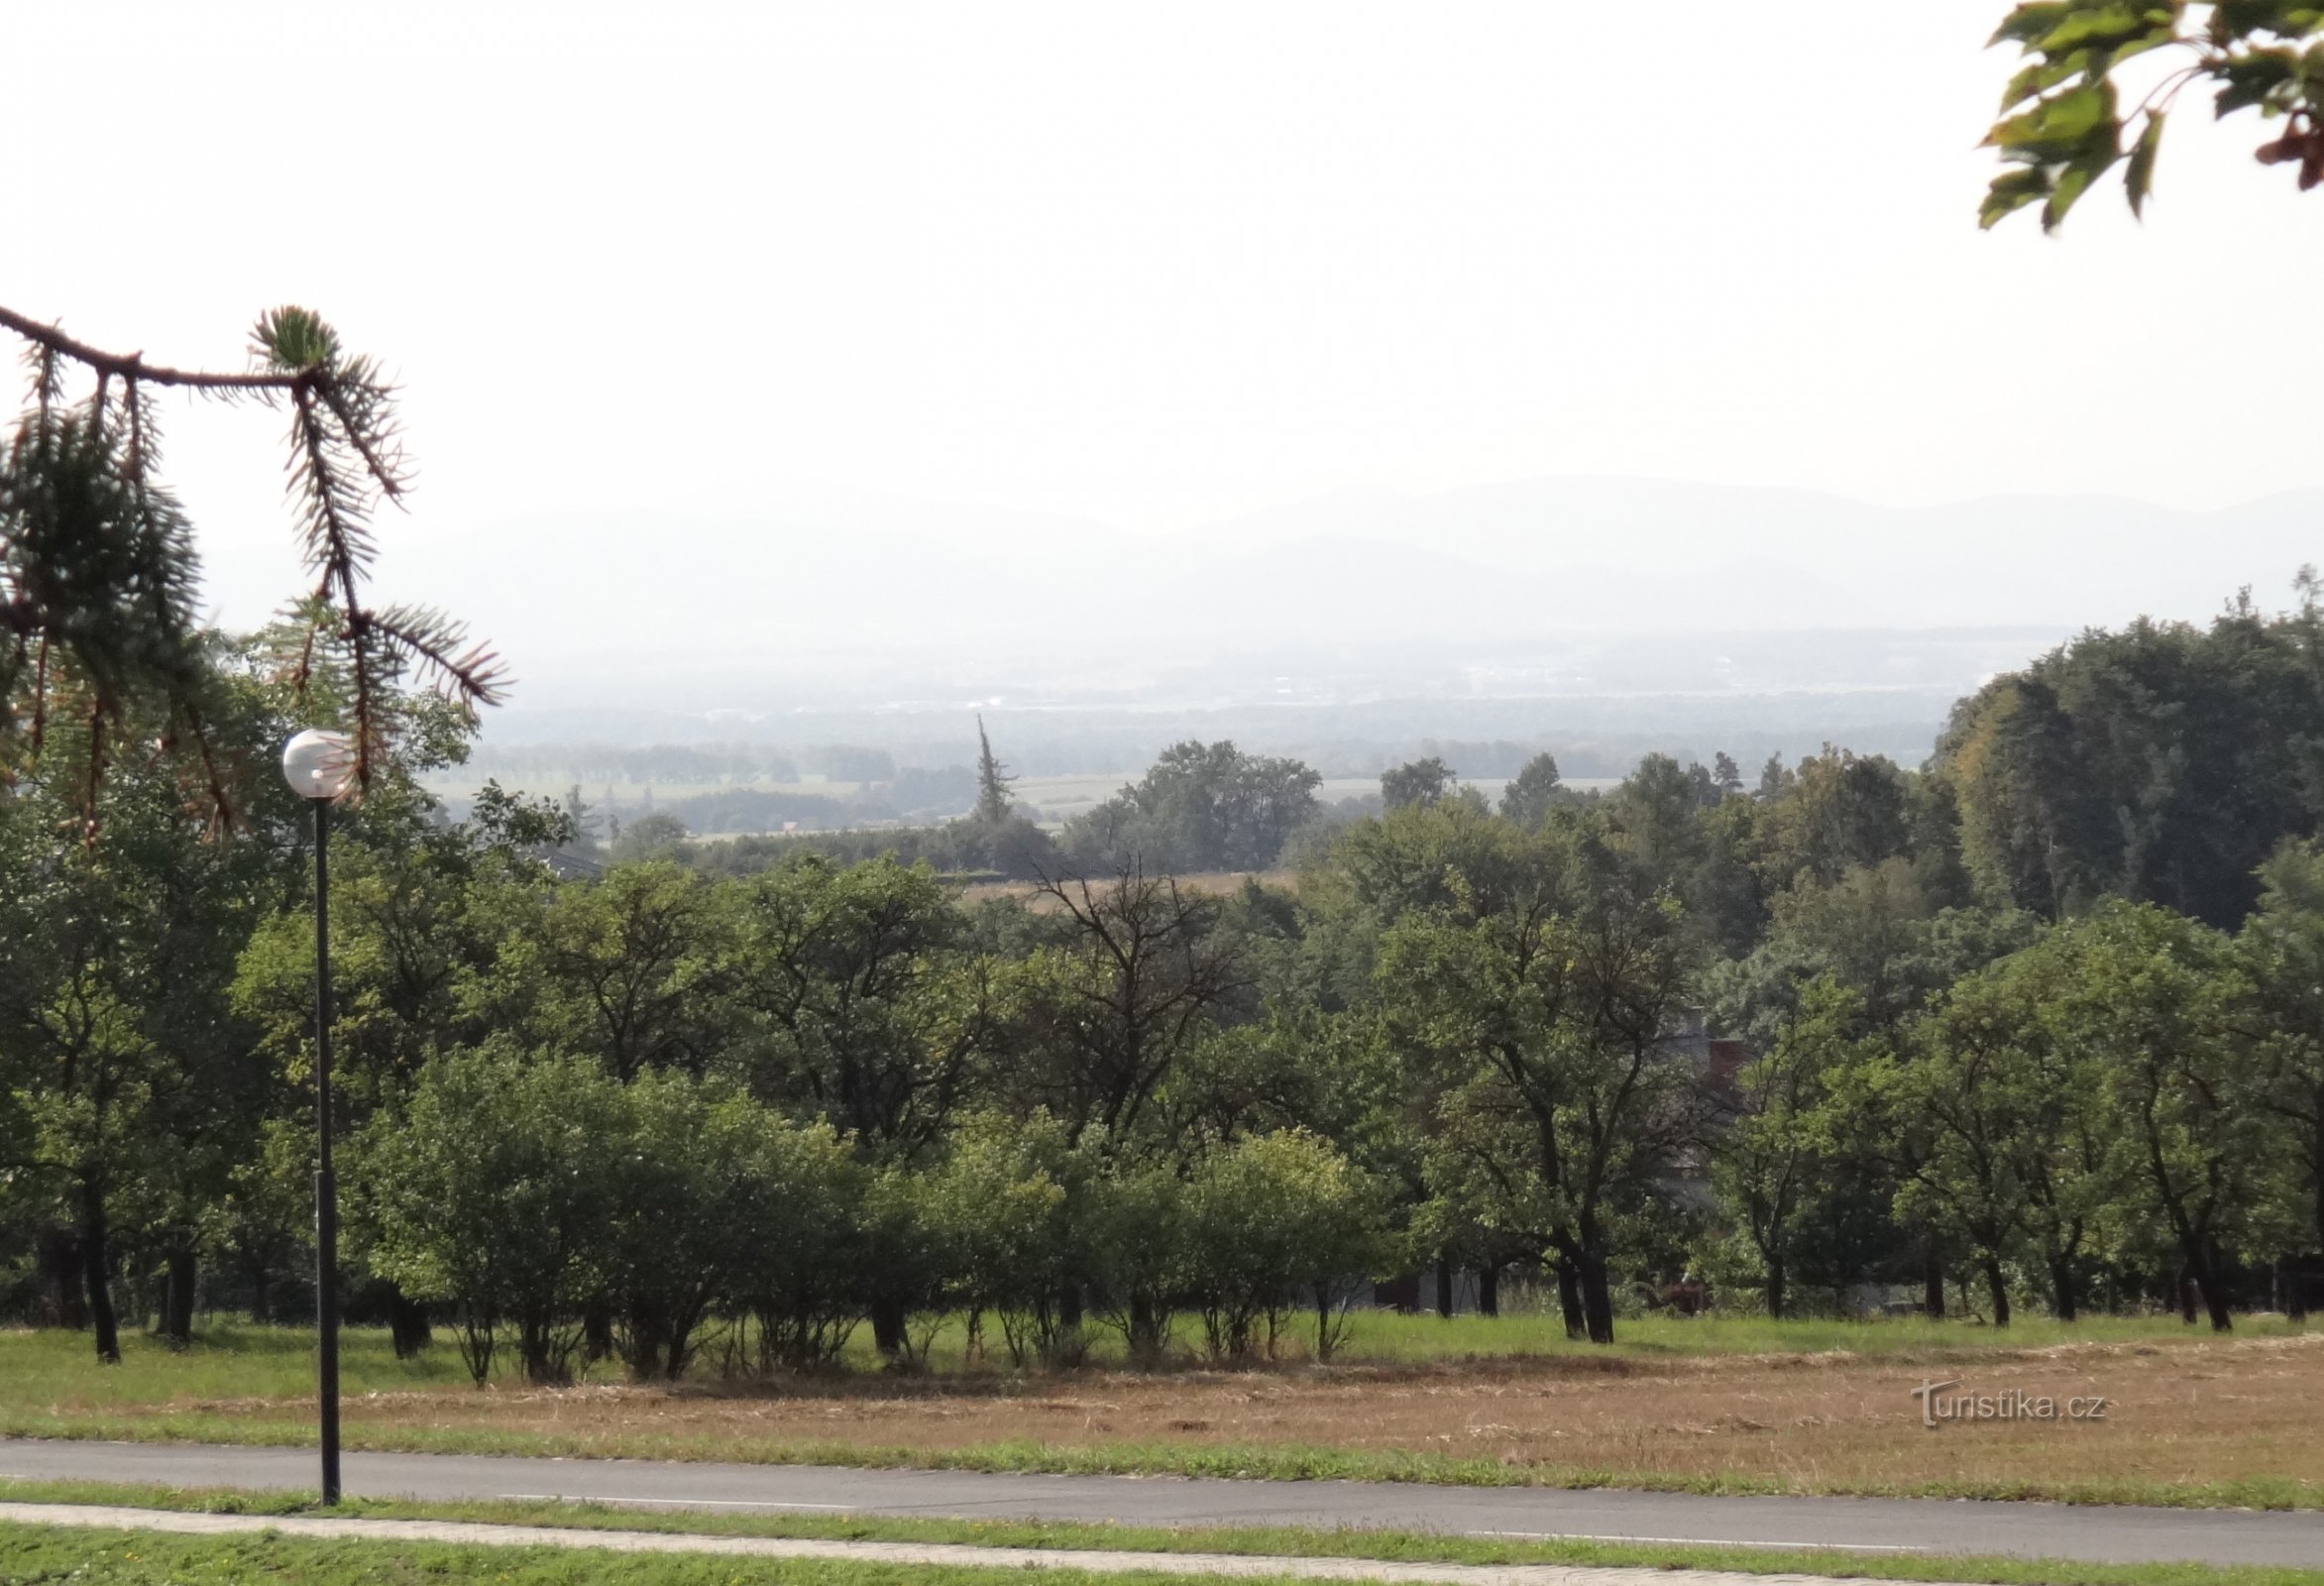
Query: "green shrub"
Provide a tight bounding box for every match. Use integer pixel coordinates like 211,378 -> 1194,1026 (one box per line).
360,1048 -> 622,1384
1182,1131 -> 1395,1363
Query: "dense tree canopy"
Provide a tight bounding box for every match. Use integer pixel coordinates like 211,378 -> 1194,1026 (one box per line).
1936,590 -> 2324,926
1065,740 -> 1321,873
14,575 -> 2324,1369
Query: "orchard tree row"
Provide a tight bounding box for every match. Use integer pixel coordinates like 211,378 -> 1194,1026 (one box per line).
10,591 -> 2324,1370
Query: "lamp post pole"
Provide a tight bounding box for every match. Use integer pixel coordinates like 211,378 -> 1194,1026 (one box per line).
310,790 -> 342,1506
283,728 -> 353,1508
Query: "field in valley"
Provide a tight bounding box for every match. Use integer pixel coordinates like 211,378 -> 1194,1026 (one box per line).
418,770 -> 1630,836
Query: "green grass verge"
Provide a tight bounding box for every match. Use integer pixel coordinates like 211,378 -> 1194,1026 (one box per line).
7,1311 -> 2310,1401
4,1480 -> 2323,1586
0,1521 -> 1250,1586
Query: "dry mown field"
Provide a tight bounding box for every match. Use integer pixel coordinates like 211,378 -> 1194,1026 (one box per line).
33,1330 -> 2324,1503
955,870 -> 1293,907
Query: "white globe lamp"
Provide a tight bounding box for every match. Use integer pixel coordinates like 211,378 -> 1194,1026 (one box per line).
280,728 -> 356,802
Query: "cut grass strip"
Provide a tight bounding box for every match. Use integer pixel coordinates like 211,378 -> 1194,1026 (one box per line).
0,1520 -> 1321,1586
6,1412 -> 2316,1511
3,1479 -> 2322,1586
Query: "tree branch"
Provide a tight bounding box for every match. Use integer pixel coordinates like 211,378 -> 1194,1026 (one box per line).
0,306 -> 318,394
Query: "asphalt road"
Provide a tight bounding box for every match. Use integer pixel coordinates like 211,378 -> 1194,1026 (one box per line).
1,1438 -> 2318,1568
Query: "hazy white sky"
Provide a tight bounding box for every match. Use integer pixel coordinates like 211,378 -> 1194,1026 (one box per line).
9,0 -> 2319,572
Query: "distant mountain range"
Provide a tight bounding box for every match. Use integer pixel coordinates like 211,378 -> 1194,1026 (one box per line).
194,475 -> 2321,745
1162,477 -> 2324,633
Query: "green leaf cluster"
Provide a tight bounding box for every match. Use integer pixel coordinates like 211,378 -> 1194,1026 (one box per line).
1982,1 -> 2324,229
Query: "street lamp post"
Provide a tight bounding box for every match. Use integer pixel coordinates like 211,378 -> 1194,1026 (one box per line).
281,729 -> 355,1506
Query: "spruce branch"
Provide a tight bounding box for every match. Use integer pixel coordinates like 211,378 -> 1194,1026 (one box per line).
0,302 -> 500,820
369,603 -> 508,714
0,304 -> 339,395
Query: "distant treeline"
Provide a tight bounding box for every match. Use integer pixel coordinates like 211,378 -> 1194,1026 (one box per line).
621,766 -> 981,836
669,741 -> 1385,879
465,732 -> 1899,812
465,741 -> 921,788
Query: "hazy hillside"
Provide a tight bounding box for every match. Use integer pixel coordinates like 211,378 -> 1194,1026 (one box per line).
195,474 -> 2319,772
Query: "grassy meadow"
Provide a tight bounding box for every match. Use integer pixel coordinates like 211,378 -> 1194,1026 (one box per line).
5,1313 -> 2322,1510
11,1309 -> 2312,1405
